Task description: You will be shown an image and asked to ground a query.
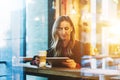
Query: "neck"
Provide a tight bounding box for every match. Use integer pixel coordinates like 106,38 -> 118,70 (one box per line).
62,39 -> 69,47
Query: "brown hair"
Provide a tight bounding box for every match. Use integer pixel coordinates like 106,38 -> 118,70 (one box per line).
51,16 -> 75,56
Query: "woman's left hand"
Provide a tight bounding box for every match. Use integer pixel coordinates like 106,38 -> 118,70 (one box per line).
62,59 -> 77,68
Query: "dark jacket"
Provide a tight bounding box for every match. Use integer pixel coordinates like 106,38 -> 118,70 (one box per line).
47,40 -> 83,67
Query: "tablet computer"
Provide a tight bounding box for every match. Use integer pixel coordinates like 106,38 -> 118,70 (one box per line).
47,57 -> 69,62
46,57 -> 69,67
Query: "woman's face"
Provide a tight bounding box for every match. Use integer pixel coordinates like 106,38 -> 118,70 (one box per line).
57,21 -> 73,41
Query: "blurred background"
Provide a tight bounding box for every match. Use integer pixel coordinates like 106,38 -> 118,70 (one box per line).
0,0 -> 120,80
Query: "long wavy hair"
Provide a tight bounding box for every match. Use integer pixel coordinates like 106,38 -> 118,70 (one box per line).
51,16 -> 75,56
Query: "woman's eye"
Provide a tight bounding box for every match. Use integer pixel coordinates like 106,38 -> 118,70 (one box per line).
65,27 -> 69,30
58,27 -> 69,31
58,27 -> 62,30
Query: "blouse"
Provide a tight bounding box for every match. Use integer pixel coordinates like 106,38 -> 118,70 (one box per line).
47,40 -> 83,68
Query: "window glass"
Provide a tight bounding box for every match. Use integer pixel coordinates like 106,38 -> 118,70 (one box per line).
26,0 -> 48,57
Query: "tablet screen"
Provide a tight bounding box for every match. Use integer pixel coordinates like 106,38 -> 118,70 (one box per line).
47,57 -> 69,62
46,57 -> 69,67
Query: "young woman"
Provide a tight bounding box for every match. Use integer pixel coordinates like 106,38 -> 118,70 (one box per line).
47,16 -> 82,68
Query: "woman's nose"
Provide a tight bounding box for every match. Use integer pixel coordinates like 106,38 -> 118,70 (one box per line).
61,29 -> 66,34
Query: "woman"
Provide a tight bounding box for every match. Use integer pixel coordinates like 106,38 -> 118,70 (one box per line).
47,16 -> 82,68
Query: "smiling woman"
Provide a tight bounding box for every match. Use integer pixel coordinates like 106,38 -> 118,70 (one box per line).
47,16 -> 82,69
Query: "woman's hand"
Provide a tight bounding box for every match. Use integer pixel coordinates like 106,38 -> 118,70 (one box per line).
62,59 -> 77,68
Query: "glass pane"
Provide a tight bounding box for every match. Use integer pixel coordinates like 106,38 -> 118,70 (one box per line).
26,0 -> 48,56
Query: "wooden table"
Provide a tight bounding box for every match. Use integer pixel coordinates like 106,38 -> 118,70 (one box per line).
13,63 -> 99,80
13,63 -> 120,80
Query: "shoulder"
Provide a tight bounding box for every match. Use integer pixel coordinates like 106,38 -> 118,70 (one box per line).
74,40 -> 82,45
73,40 -> 83,49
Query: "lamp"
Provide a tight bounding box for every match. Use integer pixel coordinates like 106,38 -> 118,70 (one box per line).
52,0 -> 55,9
71,0 -> 76,14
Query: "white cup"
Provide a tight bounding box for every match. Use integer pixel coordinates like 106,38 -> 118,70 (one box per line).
38,50 -> 47,67
90,58 -> 97,69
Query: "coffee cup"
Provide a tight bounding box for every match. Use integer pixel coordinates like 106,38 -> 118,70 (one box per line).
38,50 -> 47,67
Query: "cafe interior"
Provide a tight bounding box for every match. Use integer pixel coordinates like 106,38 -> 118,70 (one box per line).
1,0 -> 120,80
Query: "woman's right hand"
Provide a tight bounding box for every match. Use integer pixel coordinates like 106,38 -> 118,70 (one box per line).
62,59 -> 77,68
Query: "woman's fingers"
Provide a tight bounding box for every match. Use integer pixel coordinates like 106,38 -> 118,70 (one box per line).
62,59 -> 77,68
66,59 -> 74,62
